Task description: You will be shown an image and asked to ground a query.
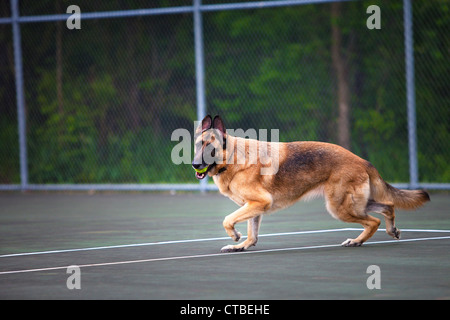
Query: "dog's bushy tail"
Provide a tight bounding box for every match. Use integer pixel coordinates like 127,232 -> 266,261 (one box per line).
366,162 -> 430,209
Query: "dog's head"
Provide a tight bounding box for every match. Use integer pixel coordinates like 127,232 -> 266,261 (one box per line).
192,115 -> 227,179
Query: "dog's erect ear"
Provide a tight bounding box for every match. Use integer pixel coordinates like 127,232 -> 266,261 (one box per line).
212,115 -> 226,135
201,115 -> 212,132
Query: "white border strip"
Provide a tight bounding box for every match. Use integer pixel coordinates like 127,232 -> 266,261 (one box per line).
1,235 -> 449,275
1,227 -> 450,258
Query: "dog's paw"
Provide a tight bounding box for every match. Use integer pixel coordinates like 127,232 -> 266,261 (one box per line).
386,227 -> 401,240
392,227 -> 401,240
220,245 -> 245,253
231,231 -> 242,242
341,238 -> 362,247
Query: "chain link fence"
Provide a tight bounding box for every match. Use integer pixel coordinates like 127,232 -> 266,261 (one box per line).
0,0 -> 448,191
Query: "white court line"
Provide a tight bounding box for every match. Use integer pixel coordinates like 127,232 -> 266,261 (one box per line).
0,235 -> 449,275
348,228 -> 450,233
0,228 -> 354,258
1,227 -> 450,259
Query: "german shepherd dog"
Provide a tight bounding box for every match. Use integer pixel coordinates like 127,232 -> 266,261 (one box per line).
192,115 -> 430,253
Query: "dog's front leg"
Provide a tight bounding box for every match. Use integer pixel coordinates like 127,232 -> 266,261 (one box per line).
221,201 -> 268,253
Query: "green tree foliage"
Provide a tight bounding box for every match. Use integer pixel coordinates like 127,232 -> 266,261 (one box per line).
0,0 -> 448,184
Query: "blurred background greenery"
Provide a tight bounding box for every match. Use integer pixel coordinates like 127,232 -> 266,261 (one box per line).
0,0 -> 448,185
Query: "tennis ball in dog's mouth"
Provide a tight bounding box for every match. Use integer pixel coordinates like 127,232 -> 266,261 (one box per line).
194,166 -> 208,174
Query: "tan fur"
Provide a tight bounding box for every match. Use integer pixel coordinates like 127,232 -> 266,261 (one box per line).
194,116 -> 430,252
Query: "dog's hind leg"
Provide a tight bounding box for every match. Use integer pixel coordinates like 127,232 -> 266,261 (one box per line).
365,200 -> 400,239
339,212 -> 381,247
325,180 -> 381,246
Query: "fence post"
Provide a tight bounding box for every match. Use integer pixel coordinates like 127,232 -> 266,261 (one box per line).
11,0 -> 28,191
403,0 -> 418,189
194,0 -> 208,192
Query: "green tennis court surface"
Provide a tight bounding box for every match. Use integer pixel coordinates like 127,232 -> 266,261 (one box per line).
0,192 -> 449,300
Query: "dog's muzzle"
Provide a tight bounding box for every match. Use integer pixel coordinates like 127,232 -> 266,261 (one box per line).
192,162 -> 210,180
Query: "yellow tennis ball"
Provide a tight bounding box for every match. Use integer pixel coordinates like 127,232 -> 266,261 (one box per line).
194,166 -> 208,174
